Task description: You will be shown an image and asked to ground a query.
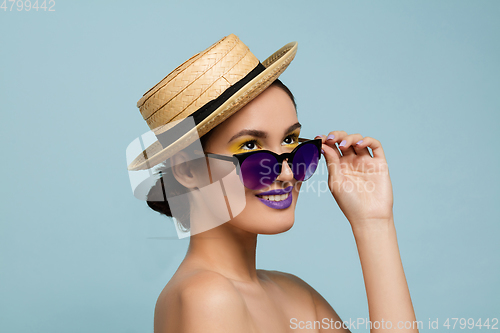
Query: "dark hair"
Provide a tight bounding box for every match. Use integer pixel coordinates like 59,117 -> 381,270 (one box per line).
146,79 -> 296,230
272,79 -> 296,110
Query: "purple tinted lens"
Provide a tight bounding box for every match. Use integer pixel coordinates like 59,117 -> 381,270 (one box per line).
239,152 -> 279,190
292,143 -> 319,181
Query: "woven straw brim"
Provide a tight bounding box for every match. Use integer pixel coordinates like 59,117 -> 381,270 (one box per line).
127,41 -> 297,171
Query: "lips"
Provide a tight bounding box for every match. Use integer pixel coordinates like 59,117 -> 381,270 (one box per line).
255,186 -> 293,209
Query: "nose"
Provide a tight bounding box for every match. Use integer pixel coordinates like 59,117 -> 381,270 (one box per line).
276,158 -> 294,182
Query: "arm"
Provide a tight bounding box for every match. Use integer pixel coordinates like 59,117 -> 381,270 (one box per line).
319,131 -> 418,332
353,218 -> 418,332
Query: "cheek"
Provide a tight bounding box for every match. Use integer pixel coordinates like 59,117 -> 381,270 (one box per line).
291,182 -> 301,202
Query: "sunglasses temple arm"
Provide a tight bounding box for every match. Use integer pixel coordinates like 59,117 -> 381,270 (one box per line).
205,153 -> 234,162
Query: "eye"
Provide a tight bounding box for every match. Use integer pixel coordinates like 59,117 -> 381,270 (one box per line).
283,134 -> 298,146
239,139 -> 259,151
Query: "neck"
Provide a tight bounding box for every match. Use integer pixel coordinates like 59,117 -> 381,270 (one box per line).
185,225 -> 259,282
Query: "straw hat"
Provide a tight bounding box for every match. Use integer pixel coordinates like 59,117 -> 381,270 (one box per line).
128,34 -> 298,171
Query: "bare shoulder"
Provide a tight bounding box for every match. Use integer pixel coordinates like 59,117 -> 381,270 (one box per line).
258,269 -> 317,295
155,269 -> 253,333
259,269 -> 346,328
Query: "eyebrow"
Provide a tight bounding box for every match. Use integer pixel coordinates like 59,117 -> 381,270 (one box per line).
227,122 -> 302,143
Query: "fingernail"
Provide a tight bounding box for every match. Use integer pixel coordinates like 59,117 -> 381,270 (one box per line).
321,149 -> 325,154
339,140 -> 347,147
356,140 -> 363,145
327,134 -> 335,141
315,135 -> 322,139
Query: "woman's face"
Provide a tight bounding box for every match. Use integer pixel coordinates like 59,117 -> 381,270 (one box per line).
202,84 -> 302,235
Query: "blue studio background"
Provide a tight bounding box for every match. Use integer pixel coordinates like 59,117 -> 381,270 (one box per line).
1,1 -> 499,332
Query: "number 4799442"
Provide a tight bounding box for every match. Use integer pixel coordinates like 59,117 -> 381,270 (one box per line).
1,0 -> 56,11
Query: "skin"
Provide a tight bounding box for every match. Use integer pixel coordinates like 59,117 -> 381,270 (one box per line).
154,84 -> 418,332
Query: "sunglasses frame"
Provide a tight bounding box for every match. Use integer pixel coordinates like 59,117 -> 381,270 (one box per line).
204,138 -> 322,185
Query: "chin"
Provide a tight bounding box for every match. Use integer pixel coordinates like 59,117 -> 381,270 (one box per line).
231,211 -> 295,235
229,192 -> 298,235
260,215 -> 295,234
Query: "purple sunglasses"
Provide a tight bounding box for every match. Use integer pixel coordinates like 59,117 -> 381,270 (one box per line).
205,138 -> 322,190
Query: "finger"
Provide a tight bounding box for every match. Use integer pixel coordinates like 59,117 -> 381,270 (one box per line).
355,136 -> 386,160
324,131 -> 347,148
315,134 -> 341,160
324,131 -> 347,157
314,135 -> 342,163
314,134 -> 328,145
338,133 -> 364,156
316,134 -> 344,181
321,142 -> 343,183
352,138 -> 371,157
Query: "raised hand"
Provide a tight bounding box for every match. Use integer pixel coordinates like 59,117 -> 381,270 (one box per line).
317,131 -> 394,228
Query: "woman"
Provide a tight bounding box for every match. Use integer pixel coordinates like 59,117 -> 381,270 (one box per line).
127,34 -> 418,332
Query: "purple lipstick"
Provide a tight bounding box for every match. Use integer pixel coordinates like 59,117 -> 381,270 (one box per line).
255,186 -> 293,210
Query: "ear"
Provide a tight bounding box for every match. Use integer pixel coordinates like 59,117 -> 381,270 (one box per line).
170,151 -> 199,189
170,151 -> 207,189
